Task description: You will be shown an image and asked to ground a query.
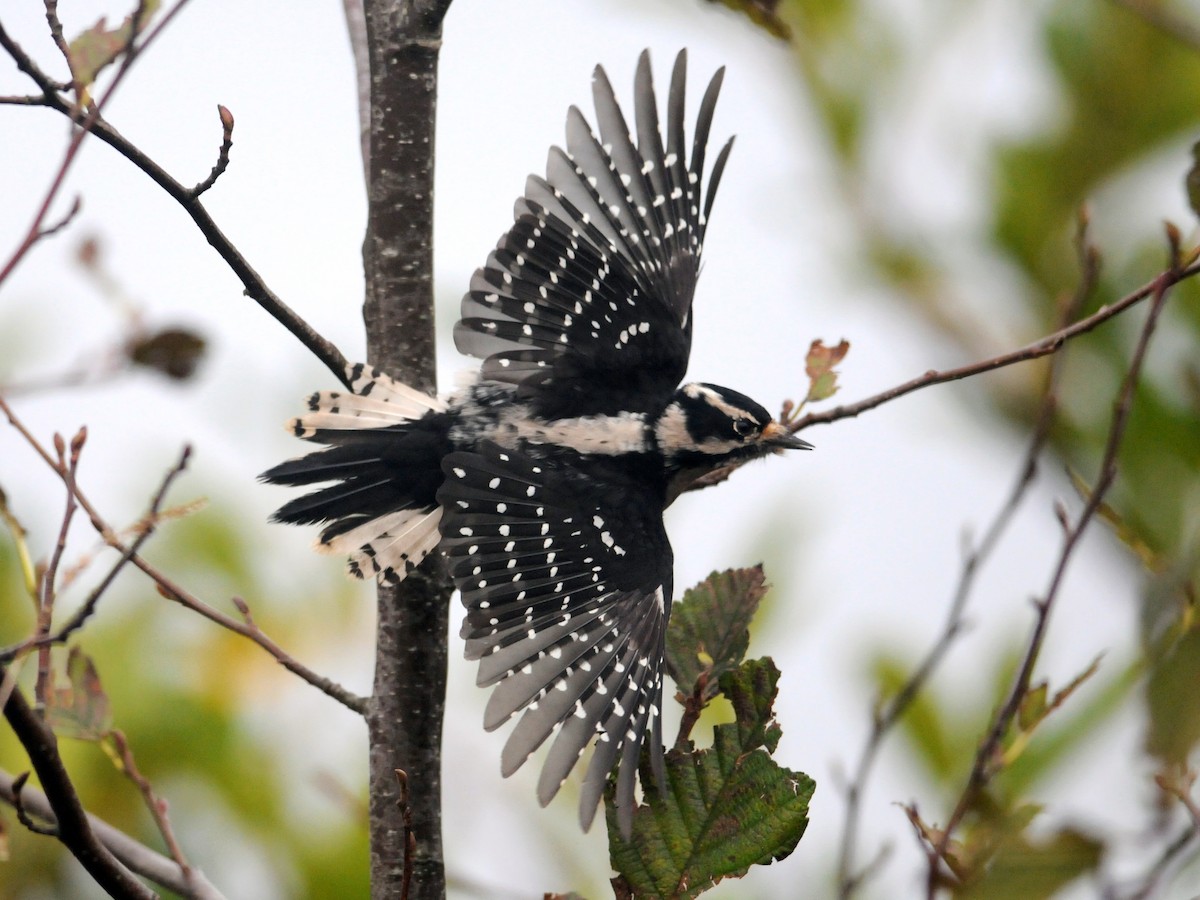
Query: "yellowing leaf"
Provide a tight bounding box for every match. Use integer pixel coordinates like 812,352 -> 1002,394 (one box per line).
804,339 -> 850,403
44,646 -> 112,741
67,0 -> 162,96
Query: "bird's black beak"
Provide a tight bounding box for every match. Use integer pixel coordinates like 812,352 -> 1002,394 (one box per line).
761,421 -> 814,451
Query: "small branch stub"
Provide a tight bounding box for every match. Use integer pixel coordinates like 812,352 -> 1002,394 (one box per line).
190,104 -> 234,198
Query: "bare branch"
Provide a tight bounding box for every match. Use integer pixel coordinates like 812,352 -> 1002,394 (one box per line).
0,1 -> 185,287
0,396 -> 366,714
836,214 -> 1101,897
110,729 -> 190,871
1,673 -> 156,899
0,446 -> 193,664
791,258 -> 1200,435
10,771 -> 59,835
926,271 -> 1177,893
0,94 -> 52,105
35,194 -> 82,239
0,768 -> 226,899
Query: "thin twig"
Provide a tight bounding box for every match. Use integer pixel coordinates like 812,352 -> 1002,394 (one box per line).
0,94 -> 51,105
0,18 -> 352,388
110,729 -> 190,872
0,767 -> 226,899
36,195 -> 82,237
0,396 -> 366,714
152,581 -> 368,715
791,259 -> 1200,435
42,0 -> 73,77
188,105 -> 234,198
2,671 -> 157,899
1102,767 -> 1200,899
35,429 -> 86,706
11,771 -> 59,835
835,216 -> 1101,898
0,446 -> 193,664
925,273 -> 1176,895
0,0 -> 177,287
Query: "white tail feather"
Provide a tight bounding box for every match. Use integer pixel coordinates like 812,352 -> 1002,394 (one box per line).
342,506 -> 444,585
288,363 -> 446,438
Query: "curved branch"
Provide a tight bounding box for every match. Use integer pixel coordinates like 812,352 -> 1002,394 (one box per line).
0,768 -> 226,899
0,20 -> 352,388
2,674 -> 157,899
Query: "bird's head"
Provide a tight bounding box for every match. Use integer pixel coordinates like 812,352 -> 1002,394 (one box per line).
654,383 -> 812,487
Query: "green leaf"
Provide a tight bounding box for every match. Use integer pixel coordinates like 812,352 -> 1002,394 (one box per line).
67,0 -> 161,95
45,646 -> 112,741
1145,626 -> 1200,766
665,567 -> 768,702
957,827 -> 1102,899
1017,683 -> 1048,733
721,655 -> 784,754
608,659 -> 813,899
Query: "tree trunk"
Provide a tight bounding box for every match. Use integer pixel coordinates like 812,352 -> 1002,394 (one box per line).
361,2 -> 453,898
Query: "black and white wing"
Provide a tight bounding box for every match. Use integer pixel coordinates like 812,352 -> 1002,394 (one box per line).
454,49 -> 734,419
437,443 -> 672,835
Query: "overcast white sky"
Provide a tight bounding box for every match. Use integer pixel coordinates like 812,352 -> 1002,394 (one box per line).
0,1 -> 1182,897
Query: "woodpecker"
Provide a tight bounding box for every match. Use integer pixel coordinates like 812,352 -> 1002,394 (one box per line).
262,49 -> 811,835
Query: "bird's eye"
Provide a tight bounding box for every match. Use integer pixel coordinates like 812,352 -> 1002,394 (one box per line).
733,419 -> 755,438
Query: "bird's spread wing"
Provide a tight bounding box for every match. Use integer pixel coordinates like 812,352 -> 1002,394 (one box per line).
454,49 -> 733,418
437,442 -> 672,834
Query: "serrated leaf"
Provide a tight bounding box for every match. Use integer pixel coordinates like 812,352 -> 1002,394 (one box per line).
665,567 -> 767,702
720,657 -> 784,754
608,658 -> 813,899
67,0 -> 161,95
45,647 -> 112,741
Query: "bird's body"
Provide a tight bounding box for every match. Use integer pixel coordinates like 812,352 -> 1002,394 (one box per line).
263,49 -> 809,834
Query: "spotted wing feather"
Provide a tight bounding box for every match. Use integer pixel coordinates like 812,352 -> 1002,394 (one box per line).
454,49 -> 733,418
437,442 -> 671,833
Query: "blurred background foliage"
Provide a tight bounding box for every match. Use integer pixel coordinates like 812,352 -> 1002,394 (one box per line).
756,0 -> 1200,895
3,0 -> 1200,898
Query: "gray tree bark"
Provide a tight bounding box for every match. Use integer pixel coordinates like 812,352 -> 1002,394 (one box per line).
360,2 -> 454,898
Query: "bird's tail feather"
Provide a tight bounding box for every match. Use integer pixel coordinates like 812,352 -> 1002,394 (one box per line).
262,363 -> 450,585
